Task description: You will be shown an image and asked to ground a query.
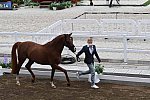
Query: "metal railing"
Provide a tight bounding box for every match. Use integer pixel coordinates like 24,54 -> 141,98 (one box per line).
74,12 -> 150,20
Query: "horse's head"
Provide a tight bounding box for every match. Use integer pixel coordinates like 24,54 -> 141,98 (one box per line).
64,33 -> 76,53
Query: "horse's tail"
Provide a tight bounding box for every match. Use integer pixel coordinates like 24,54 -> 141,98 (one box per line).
11,42 -> 21,74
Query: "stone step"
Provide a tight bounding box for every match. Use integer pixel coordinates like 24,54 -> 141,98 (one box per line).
40,1 -> 52,5
39,5 -> 50,8
39,1 -> 52,8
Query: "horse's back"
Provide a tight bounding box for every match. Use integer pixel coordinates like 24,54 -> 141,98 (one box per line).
17,41 -> 42,56
18,41 -> 39,50
17,41 -> 51,64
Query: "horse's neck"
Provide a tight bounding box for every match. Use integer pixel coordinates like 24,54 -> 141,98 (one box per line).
44,37 -> 64,53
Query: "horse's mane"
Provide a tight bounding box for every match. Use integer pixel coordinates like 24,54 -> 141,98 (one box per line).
44,34 -> 64,47
51,34 -> 64,42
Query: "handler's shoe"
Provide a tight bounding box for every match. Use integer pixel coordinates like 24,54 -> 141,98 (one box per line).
76,72 -> 80,79
91,85 -> 99,89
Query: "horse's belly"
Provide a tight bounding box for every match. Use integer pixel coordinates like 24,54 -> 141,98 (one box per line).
28,55 -> 61,65
36,62 -> 50,65
34,60 -> 49,65
27,48 -> 61,65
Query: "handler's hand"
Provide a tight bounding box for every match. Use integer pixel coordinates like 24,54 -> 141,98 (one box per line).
98,59 -> 101,63
76,57 -> 81,62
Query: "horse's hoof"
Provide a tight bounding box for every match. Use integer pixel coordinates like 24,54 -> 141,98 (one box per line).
16,82 -> 20,86
52,85 -> 56,89
31,79 -> 35,83
50,82 -> 56,88
67,83 -> 70,86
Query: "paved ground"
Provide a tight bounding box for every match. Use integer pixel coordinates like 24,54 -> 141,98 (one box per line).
1,60 -> 150,85
0,5 -> 150,32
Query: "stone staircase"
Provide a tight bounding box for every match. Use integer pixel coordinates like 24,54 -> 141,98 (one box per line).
39,1 -> 52,8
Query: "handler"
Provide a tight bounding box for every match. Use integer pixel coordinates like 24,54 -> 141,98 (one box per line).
76,37 -> 101,89
109,0 -> 120,7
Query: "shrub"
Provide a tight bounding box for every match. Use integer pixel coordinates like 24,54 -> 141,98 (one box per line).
95,64 -> 104,74
143,0 -> 150,6
49,2 -> 58,10
49,1 -> 73,10
0,62 -> 11,68
28,2 -> 39,7
12,0 -> 24,5
57,2 -> 66,10
66,1 -> 72,8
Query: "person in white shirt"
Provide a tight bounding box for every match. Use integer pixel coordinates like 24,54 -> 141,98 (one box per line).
76,37 -> 101,89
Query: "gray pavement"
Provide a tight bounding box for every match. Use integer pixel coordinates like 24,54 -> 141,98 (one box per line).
1,60 -> 150,85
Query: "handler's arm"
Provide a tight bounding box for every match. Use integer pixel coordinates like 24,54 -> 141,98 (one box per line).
76,46 -> 84,58
94,46 -> 101,63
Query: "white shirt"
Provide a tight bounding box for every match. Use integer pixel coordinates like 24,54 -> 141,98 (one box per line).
87,45 -> 93,54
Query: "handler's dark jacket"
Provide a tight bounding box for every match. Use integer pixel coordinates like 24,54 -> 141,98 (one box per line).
76,45 -> 101,64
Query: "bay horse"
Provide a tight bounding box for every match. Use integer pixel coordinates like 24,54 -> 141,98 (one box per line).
11,33 -> 76,88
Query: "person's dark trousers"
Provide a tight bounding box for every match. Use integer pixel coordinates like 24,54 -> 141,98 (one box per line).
116,0 -> 120,4
90,0 -> 93,6
109,0 -> 120,7
109,0 -> 113,7
106,0 -> 109,4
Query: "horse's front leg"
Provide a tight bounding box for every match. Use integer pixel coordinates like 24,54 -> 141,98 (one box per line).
50,67 -> 56,88
54,64 -> 70,86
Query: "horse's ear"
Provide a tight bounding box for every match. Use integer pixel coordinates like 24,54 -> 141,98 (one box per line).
69,33 -> 72,36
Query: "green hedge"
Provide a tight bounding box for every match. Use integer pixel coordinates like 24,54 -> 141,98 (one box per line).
49,1 -> 72,10
0,62 -> 11,68
143,0 -> 150,6
12,0 -> 24,5
28,2 -> 39,7
95,64 -> 104,74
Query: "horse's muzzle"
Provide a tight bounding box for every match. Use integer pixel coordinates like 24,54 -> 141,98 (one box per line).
68,45 -> 76,53
72,46 -> 76,53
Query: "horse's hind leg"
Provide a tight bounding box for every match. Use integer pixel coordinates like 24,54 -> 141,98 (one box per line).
50,67 -> 56,88
25,60 -> 35,83
16,59 -> 26,86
